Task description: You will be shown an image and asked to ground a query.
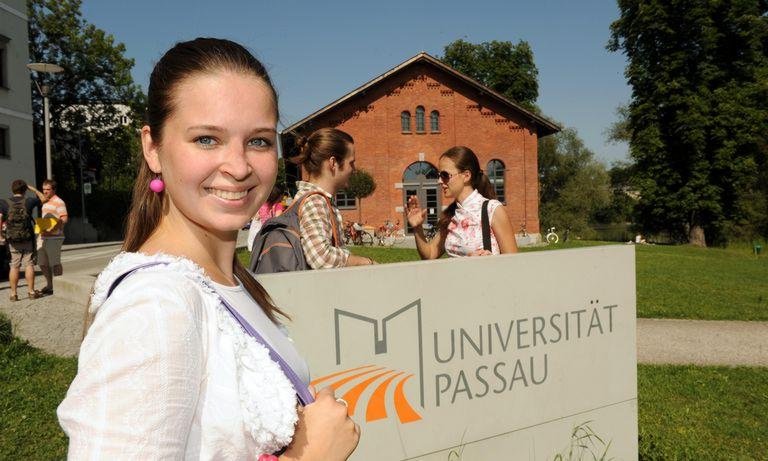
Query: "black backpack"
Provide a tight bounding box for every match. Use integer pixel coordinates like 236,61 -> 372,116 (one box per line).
249,191 -> 340,275
4,198 -> 34,243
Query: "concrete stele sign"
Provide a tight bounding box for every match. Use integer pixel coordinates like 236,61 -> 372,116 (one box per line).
259,245 -> 638,460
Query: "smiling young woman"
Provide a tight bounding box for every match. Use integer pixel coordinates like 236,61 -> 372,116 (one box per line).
58,38 -> 359,460
407,146 -> 518,259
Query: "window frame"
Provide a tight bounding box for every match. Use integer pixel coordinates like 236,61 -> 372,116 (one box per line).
487,159 -> 506,204
400,110 -> 411,133
430,110 -> 440,132
0,35 -> 9,90
335,190 -> 357,210
0,125 -> 9,159
415,106 -> 425,133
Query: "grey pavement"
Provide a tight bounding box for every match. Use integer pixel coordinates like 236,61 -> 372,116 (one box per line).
637,318 -> 768,367
1,236 -> 766,366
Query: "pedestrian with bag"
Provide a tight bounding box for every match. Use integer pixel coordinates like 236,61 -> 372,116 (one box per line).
251,128 -> 374,273
406,146 -> 518,259
38,179 -> 68,295
0,179 -> 47,301
58,38 -> 359,460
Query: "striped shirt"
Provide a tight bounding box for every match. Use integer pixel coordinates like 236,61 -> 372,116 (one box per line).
41,194 -> 67,239
295,181 -> 349,269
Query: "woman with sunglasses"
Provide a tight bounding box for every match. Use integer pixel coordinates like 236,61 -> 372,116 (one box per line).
407,146 -> 518,259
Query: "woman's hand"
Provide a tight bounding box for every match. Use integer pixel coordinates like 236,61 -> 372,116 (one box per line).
469,249 -> 493,257
282,386 -> 360,461
406,195 -> 426,229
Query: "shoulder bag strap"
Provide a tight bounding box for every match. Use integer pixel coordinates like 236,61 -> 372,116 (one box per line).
481,200 -> 491,252
295,191 -> 341,247
105,262 -> 314,406
216,293 -> 314,406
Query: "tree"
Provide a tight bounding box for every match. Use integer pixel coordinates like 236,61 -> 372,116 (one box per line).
592,161 -> 638,226
538,128 -> 611,235
609,0 -> 768,245
344,169 -> 376,221
28,0 -> 145,240
440,39 -> 539,110
605,103 -> 632,145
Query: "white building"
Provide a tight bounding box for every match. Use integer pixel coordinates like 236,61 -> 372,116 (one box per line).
0,0 -> 35,190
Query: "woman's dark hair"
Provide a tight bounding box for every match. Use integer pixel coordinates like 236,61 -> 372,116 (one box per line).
118,38 -> 285,323
289,127 -> 354,176
266,184 -> 284,205
437,146 -> 497,232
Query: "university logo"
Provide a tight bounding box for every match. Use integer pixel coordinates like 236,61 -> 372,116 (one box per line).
310,300 -> 424,424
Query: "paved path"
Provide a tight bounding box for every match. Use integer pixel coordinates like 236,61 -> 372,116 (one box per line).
637,318 -> 768,367
1,238 -> 767,365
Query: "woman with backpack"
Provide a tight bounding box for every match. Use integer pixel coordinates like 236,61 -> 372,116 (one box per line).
58,38 -> 359,460
289,128 -> 375,268
406,146 -> 518,259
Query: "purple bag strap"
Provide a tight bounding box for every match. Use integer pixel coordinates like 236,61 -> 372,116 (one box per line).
216,293 -> 314,406
106,262 -> 314,406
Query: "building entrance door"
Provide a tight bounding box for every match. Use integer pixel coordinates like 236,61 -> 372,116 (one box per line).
402,161 -> 441,235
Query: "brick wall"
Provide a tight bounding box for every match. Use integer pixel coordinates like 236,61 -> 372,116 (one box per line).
292,62 -> 542,234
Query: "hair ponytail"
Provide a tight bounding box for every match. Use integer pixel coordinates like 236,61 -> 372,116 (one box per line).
289,128 -> 353,176
475,171 -> 497,201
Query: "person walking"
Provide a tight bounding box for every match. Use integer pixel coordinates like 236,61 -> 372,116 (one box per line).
0,179 -> 47,301
289,128 -> 375,268
37,179 -> 68,295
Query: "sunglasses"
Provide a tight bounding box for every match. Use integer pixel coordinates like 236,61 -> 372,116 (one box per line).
438,170 -> 459,183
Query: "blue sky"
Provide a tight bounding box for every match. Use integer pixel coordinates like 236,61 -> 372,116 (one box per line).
81,0 -> 631,165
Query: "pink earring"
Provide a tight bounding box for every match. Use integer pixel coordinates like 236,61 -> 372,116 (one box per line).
149,176 -> 165,193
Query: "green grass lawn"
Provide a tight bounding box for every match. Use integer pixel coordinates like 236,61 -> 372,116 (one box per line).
638,364 -> 768,459
0,338 -> 76,459
634,244 -> 768,320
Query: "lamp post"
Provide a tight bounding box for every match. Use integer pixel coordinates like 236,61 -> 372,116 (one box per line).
27,62 -> 64,180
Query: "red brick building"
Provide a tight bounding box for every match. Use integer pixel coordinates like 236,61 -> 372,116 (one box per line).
282,52 -> 559,237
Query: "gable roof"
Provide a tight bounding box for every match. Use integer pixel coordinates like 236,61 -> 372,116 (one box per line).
282,52 -> 560,137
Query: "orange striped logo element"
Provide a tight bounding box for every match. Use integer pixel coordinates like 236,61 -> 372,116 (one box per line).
311,366 -> 422,424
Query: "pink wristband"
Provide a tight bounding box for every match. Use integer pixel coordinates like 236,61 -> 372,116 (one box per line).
258,455 -> 278,461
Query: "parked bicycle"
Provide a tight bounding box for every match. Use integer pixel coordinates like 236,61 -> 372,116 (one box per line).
375,220 -> 406,246
545,226 -> 559,244
422,222 -> 438,241
343,221 -> 373,246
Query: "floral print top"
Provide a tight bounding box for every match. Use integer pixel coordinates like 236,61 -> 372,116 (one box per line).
444,190 -> 502,257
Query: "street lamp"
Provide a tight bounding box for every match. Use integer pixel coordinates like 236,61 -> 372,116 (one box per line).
27,62 -> 64,180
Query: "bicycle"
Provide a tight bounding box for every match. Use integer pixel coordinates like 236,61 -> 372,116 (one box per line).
343,222 -> 373,246
422,223 -> 437,241
545,226 -> 559,244
376,220 -> 406,246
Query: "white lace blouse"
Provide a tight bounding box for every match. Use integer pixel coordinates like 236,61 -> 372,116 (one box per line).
57,252 -> 305,459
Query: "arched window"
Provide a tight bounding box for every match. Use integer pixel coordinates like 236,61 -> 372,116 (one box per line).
487,159 -> 505,202
402,161 -> 438,182
415,106 -> 425,132
401,111 -> 411,132
430,110 -> 440,132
